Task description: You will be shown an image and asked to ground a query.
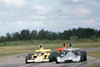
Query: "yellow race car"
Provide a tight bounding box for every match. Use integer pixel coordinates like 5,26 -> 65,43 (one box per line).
25,44 -> 51,63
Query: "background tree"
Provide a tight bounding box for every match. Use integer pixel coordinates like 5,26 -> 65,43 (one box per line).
66,29 -> 72,39
85,28 -> 96,38
30,30 -> 37,40
0,28 -> 100,42
97,30 -> 100,38
38,29 -> 46,40
19,29 -> 30,40
12,32 -> 20,41
72,28 -> 77,36
63,30 -> 68,40
77,28 -> 86,38
6,33 -> 12,41
48,32 -> 58,40
0,36 -> 6,42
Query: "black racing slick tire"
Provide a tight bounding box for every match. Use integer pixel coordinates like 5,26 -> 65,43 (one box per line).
25,56 -> 30,64
83,51 -> 87,61
25,54 -> 33,64
49,54 -> 53,62
49,51 -> 58,61
80,51 -> 87,61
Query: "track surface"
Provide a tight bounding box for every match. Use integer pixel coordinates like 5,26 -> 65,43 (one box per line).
0,48 -> 100,67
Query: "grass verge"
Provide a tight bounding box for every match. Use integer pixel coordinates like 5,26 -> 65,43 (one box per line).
0,39 -> 100,57
88,50 -> 100,67
89,63 -> 100,67
88,50 -> 100,58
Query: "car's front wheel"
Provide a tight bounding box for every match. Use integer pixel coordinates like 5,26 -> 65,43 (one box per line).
25,56 -> 30,64
55,57 -> 60,64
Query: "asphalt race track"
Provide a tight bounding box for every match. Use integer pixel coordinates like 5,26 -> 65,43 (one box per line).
0,48 -> 100,67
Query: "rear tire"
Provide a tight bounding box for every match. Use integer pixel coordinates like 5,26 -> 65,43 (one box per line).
50,51 -> 58,61
80,51 -> 87,61
49,54 -> 53,62
83,51 -> 87,61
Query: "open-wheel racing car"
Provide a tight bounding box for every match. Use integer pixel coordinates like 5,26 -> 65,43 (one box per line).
55,43 -> 87,63
25,44 -> 51,63
49,43 -> 87,64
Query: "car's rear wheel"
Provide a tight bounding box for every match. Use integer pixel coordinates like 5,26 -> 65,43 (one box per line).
49,51 -> 58,61
49,54 -> 53,62
83,51 -> 87,61
80,51 -> 87,61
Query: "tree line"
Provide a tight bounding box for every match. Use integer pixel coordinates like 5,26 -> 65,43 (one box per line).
0,27 -> 100,42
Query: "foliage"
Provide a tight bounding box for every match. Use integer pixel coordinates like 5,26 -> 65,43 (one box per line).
89,63 -> 100,67
0,27 -> 100,42
70,36 -> 78,40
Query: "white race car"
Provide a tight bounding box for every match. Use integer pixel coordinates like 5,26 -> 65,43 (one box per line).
55,44 -> 87,63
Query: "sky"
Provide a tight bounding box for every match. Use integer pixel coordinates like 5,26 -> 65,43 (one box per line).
0,0 -> 100,36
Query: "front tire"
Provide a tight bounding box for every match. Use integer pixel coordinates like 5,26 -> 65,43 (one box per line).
25,54 -> 32,64
25,56 -> 29,64
56,57 -> 60,64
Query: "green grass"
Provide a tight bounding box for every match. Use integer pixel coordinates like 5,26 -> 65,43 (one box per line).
88,50 -> 100,58
88,50 -> 100,67
0,40 -> 67,46
0,39 -> 100,57
89,63 -> 100,67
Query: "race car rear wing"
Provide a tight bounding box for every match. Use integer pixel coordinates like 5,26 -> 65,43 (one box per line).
44,49 -> 51,52
35,44 -> 51,53
35,49 -> 51,53
63,48 -> 80,51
